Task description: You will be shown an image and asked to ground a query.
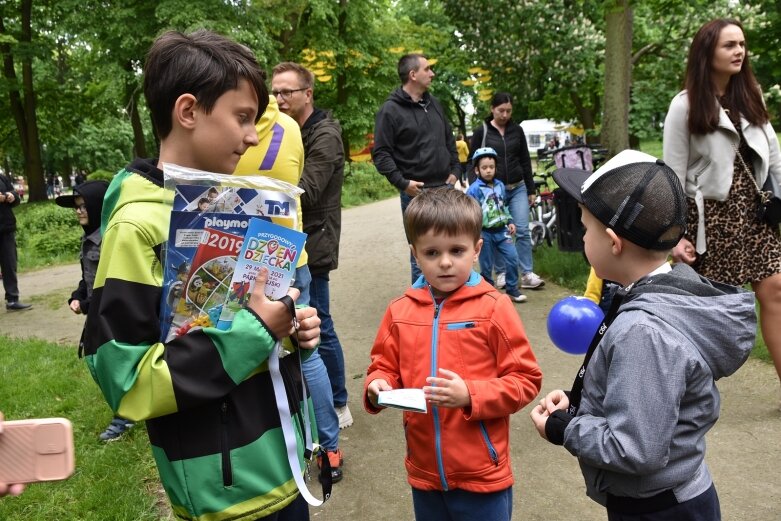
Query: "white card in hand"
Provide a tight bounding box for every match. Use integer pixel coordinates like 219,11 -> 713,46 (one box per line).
377,388 -> 427,413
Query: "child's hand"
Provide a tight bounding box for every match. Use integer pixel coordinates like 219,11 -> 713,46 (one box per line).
0,412 -> 25,497
424,368 -> 470,409
507,223 -> 516,235
539,389 -> 569,414
529,404 -> 549,440
367,378 -> 392,408
247,268 -> 302,340
294,306 -> 321,350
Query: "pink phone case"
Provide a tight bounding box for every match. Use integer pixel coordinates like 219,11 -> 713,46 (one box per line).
0,417 -> 75,484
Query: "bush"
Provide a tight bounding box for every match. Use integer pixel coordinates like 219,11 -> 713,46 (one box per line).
15,201 -> 81,271
342,161 -> 398,208
87,169 -> 116,182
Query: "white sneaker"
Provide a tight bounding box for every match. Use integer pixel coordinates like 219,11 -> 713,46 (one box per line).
336,405 -> 354,429
495,272 -> 506,289
521,272 -> 545,289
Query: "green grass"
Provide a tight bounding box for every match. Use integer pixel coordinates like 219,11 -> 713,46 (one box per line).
639,138 -> 663,158
532,243 -> 590,291
0,336 -> 168,520
341,161 -> 398,208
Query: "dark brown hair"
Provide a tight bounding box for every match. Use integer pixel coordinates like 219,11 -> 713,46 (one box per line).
685,18 -> 768,135
143,30 -> 268,139
398,54 -> 427,85
404,189 -> 482,245
272,62 -> 314,90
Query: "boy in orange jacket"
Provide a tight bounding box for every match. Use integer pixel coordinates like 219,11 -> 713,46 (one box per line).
364,188 -> 542,520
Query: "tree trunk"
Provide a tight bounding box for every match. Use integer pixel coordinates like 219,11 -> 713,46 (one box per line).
125,62 -> 147,158
602,0 -> 632,158
336,0 -> 350,161
570,92 -> 596,131
19,0 -> 45,201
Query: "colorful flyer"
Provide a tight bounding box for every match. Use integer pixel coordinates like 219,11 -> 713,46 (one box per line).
216,218 -> 306,330
161,212 -> 259,341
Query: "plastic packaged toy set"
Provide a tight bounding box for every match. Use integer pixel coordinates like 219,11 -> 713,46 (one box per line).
159,164 -> 306,342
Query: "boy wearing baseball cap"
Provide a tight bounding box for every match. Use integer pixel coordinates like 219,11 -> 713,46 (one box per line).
530,150 -> 756,520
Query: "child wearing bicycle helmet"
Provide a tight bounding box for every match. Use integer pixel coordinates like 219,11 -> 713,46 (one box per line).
465,147 -> 527,302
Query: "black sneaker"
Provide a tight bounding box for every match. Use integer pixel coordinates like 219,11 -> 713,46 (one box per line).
99,417 -> 135,442
6,301 -> 32,311
505,289 -> 528,303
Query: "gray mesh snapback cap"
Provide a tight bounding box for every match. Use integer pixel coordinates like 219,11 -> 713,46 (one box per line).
552,150 -> 687,250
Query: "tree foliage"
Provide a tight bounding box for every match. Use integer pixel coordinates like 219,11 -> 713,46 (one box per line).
1,0 -> 779,201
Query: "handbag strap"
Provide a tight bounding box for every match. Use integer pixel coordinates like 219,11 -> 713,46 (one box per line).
730,140 -> 770,204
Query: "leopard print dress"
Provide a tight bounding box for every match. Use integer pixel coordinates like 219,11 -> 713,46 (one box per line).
684,126 -> 781,286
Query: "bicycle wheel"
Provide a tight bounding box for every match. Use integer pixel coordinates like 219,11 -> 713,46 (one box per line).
530,222 -> 545,249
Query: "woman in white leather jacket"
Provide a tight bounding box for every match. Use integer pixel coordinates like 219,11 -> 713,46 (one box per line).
663,18 -> 781,405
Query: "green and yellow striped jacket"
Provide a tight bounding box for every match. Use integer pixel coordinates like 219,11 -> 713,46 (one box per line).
84,159 -> 312,520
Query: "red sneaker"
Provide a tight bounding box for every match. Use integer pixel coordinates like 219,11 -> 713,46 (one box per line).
317,448 -> 344,483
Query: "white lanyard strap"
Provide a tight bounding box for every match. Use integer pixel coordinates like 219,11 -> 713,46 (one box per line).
268,341 -> 330,506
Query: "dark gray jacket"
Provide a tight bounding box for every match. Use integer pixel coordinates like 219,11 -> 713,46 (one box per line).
300,108 -> 344,275
562,263 -> 755,506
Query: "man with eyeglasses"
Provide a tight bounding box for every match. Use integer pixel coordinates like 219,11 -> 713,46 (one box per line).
270,61 -> 349,483
0,171 -> 31,311
372,53 -> 462,283
235,68 -> 347,489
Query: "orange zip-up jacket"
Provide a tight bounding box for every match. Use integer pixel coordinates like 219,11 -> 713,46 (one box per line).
364,271 -> 542,493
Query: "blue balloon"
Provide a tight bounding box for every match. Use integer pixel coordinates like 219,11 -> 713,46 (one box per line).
547,296 -> 605,355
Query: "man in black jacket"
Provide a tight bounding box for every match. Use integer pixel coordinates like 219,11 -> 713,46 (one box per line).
272,61 -> 350,482
372,53 -> 461,283
0,173 -> 31,311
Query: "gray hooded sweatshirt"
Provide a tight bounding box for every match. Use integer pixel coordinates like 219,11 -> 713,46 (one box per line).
562,263 -> 756,506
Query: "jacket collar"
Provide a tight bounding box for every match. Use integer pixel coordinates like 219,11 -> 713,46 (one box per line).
715,100 -> 748,135
302,107 -> 327,131
408,270 -> 490,304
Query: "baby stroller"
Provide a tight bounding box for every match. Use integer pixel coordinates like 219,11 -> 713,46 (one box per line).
552,145 -> 594,171
551,145 -> 594,252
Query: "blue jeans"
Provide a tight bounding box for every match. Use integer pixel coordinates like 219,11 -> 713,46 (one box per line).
495,184 -> 533,276
292,266 -> 339,452
412,486 -> 512,521
309,272 -> 348,408
400,191 -> 422,284
479,228 -> 520,292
